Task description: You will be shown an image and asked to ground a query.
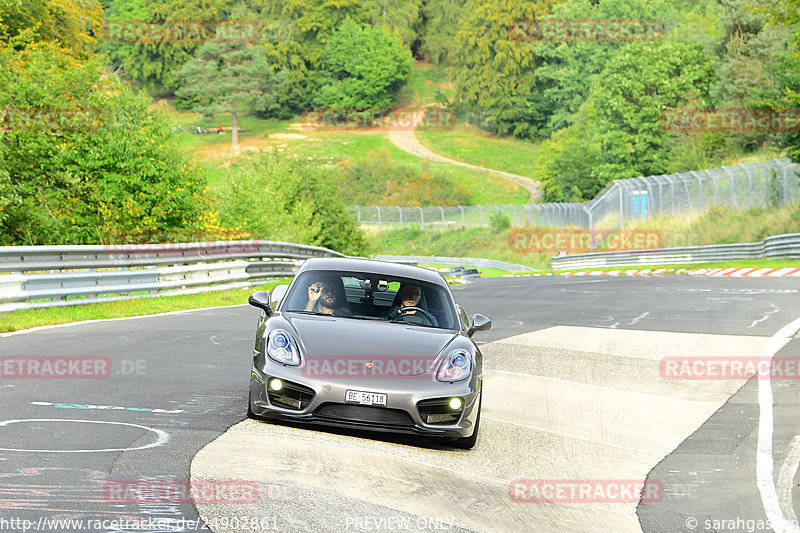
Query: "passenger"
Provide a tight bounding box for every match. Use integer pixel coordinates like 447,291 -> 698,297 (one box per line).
304,276 -> 351,316
388,283 -> 438,325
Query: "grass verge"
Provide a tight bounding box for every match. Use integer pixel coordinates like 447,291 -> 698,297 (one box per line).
0,280 -> 286,334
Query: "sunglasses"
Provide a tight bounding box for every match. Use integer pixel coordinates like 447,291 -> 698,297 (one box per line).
314,282 -> 334,296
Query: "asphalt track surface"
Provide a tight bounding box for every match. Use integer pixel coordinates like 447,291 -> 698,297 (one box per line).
0,275 -> 799,532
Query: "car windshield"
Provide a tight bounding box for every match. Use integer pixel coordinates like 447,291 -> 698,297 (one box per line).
282,270 -> 457,329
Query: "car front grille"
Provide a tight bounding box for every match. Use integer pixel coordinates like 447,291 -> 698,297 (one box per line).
313,403 -> 415,427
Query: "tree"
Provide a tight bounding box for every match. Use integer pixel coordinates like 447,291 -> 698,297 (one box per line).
175,41 -> 284,148
0,0 -> 103,57
0,41 -> 211,245
419,0 -> 464,66
103,0 -> 232,94
313,18 -> 412,112
452,0 -> 556,137
216,154 -> 367,256
588,41 -> 716,182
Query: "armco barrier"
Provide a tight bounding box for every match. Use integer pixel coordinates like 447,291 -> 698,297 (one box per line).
0,241 -> 345,312
372,255 -> 535,272
551,233 -> 800,270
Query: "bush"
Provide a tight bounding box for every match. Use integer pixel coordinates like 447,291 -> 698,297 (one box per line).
215,154 -> 367,256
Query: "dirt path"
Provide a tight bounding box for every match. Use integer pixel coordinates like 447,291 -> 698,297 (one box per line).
387,110 -> 541,203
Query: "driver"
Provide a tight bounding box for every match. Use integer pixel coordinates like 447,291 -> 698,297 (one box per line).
388,283 -> 438,325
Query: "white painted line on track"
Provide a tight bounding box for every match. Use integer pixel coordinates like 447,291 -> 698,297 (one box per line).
778,435 -> 800,528
0,419 -> 169,453
0,303 -> 250,338
758,316 -> 800,533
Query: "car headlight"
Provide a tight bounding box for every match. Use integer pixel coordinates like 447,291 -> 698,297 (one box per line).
267,329 -> 301,366
436,349 -> 472,382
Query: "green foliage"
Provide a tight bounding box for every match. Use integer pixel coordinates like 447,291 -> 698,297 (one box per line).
489,211 -> 510,232
103,0 -> 230,93
0,41 -> 210,245
216,154 -> 367,256
419,0 -> 464,66
452,0 -> 552,137
328,152 -> 472,206
0,0 -> 104,57
175,39 -> 287,147
589,41 -> 716,182
313,19 -> 413,111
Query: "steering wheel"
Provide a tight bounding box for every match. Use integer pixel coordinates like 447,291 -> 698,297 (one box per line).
389,306 -> 436,326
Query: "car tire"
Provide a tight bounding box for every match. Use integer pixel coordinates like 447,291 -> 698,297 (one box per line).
451,393 -> 481,450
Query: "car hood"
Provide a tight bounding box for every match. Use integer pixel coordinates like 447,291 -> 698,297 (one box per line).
285,314 -> 459,375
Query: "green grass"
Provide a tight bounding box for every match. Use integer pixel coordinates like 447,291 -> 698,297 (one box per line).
416,124 -> 542,180
0,280 -> 286,334
396,61 -> 455,108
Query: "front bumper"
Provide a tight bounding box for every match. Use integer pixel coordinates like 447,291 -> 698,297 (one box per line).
248,364 -> 481,439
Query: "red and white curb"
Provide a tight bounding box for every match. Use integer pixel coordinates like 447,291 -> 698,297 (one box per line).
506,267 -> 800,278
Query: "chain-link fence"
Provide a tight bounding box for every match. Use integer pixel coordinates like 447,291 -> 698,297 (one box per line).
350,158 -> 799,231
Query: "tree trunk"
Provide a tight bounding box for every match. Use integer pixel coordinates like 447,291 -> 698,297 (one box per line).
231,102 -> 239,149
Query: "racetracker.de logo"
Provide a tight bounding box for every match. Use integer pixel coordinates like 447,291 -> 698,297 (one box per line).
301,355 -> 435,379
103,20 -> 259,43
509,479 -> 663,503
1,356 -> 111,379
662,108 -> 800,133
1,107 -> 107,132
104,480 -> 258,504
102,240 -> 260,255
509,18 -> 664,42
508,229 -> 664,254
660,357 -> 800,380
299,108 -> 456,131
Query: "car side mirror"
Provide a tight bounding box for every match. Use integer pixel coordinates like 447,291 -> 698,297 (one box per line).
467,314 -> 491,337
248,291 -> 273,315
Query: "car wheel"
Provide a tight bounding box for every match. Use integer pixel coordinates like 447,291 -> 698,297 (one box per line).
450,394 -> 481,449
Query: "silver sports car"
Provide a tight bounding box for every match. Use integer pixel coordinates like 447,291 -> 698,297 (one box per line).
246,257 -> 491,449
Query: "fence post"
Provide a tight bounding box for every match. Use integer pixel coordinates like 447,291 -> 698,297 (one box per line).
690,171 -> 704,212
743,163 -> 753,208
722,166 -> 735,208
458,205 -> 465,228
439,206 -> 445,230
617,181 -> 625,230
377,206 -> 382,230
757,161 -> 771,206
478,205 -> 484,228
522,205 -> 530,226
417,206 -> 424,231
705,169 -> 717,205
584,206 -> 594,251
775,159 -> 789,205
397,206 -> 403,230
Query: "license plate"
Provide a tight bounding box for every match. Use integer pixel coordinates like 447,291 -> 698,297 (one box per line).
345,389 -> 387,406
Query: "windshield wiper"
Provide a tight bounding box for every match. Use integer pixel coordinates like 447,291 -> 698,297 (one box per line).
289,310 -> 333,316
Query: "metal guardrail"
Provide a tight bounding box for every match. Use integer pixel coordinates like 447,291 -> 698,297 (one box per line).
550,233 -> 800,270
0,241 -> 345,312
372,255 -> 535,272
